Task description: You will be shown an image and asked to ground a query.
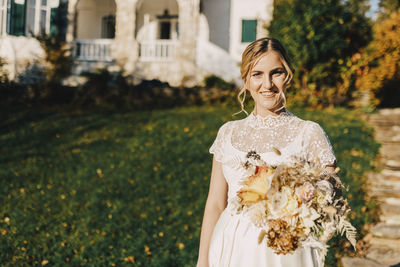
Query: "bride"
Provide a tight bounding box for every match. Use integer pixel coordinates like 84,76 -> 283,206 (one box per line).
196,38 -> 336,267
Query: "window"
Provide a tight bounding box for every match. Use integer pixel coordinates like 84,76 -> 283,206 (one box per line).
1,0 -> 59,37
39,0 -> 48,34
101,15 -> 115,38
241,19 -> 257,43
26,0 -> 36,35
1,0 -> 26,36
26,0 -> 57,36
156,9 -> 178,40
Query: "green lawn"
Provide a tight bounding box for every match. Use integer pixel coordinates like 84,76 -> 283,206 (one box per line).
0,105 -> 379,266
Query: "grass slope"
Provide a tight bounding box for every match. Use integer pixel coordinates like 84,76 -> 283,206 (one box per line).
0,105 -> 379,266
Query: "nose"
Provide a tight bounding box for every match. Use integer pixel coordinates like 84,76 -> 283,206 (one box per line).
262,75 -> 273,90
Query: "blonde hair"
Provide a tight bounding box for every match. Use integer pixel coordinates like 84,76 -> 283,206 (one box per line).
237,38 -> 295,115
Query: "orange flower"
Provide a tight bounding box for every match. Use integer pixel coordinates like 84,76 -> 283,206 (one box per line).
237,165 -> 275,206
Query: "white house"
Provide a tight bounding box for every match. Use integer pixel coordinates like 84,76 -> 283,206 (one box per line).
0,0 -> 273,86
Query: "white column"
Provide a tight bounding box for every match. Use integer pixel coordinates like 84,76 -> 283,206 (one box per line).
65,0 -> 78,43
174,0 -> 200,86
176,0 -> 199,62
113,0 -> 138,72
115,0 -> 137,41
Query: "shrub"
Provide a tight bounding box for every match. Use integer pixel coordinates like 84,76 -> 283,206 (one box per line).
268,0 -> 372,107
203,75 -> 236,90
354,8 -> 400,107
0,57 -> 8,84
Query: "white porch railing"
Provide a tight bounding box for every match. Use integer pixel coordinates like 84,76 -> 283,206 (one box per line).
73,39 -> 113,62
139,40 -> 176,62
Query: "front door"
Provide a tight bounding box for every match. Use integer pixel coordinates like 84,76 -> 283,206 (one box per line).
159,21 -> 170,39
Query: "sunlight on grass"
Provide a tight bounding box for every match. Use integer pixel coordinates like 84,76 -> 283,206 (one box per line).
0,105 -> 379,266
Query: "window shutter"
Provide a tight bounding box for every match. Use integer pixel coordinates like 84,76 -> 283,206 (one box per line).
8,0 -> 25,36
241,19 -> 257,43
49,7 -> 56,35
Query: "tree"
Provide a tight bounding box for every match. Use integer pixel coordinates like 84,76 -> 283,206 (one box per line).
267,0 -> 372,107
379,0 -> 400,17
355,8 -> 400,107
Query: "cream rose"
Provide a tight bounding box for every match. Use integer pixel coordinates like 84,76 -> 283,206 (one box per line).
268,187 -> 298,218
295,182 -> 315,203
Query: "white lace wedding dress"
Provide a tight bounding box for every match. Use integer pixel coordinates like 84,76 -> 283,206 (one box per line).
208,110 -> 336,267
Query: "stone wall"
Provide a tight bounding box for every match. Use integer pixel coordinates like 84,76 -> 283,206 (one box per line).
342,108 -> 400,267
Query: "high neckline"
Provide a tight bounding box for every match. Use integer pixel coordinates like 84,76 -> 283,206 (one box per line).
246,108 -> 294,129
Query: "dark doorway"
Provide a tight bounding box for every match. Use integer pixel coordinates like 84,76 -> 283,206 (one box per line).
160,21 -> 171,39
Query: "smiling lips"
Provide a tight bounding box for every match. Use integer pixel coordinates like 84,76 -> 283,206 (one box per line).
260,90 -> 277,97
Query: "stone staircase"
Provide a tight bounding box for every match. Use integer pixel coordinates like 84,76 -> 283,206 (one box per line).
343,108 -> 400,267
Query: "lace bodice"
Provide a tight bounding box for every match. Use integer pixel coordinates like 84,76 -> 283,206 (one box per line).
209,110 -> 336,201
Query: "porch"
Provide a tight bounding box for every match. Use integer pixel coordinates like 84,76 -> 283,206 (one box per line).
73,39 -> 177,62
71,0 -> 180,63
66,0 -> 199,86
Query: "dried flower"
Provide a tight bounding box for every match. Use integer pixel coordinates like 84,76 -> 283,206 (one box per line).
246,150 -> 261,160
270,191 -> 287,212
298,205 -> 320,228
237,165 -> 274,206
232,150 -> 357,257
266,219 -> 302,255
316,180 -> 334,203
268,186 -> 298,218
295,182 -> 315,203
246,201 -> 267,227
272,147 -> 281,155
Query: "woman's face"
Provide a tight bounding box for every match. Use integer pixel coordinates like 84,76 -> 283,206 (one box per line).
247,52 -> 287,114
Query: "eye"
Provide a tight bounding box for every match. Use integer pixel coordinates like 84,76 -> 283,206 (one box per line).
252,72 -> 262,77
271,69 -> 285,76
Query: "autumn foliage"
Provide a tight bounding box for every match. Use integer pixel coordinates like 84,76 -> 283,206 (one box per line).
355,8 -> 400,106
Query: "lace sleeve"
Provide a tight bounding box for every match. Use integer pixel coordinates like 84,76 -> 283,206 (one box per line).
209,122 -> 231,162
303,121 -> 336,167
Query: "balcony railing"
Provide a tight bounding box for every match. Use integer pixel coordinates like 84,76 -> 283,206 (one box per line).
139,40 -> 176,62
74,39 -> 113,62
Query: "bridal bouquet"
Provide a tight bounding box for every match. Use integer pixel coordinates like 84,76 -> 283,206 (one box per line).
232,150 -> 357,263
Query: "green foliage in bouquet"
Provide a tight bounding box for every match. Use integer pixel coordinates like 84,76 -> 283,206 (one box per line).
0,105 -> 379,266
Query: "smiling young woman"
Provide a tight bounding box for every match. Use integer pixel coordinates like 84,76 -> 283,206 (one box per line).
238,37 -> 294,117
197,38 -> 337,267
247,52 -> 288,117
